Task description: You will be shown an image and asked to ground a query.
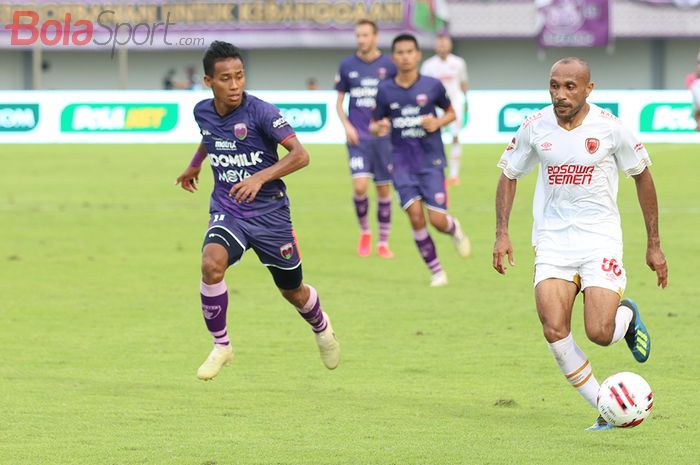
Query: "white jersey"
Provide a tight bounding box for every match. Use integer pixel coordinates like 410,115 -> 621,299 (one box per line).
420,54 -> 468,102
692,79 -> 700,111
498,104 -> 652,263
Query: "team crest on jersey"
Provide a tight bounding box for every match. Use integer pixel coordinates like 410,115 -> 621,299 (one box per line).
234,123 -> 247,140
586,138 -> 600,154
416,94 -> 428,106
280,242 -> 294,260
434,192 -> 446,205
378,67 -> 387,79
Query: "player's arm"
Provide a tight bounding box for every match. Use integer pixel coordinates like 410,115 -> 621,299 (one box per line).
175,140 -> 206,193
632,167 -> 668,288
422,82 -> 455,132
493,173 -> 516,274
336,91 -> 359,145
229,135 -> 309,204
369,87 -> 391,137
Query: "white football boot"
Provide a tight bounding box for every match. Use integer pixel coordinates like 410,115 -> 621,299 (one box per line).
197,344 -> 234,380
314,312 -> 340,370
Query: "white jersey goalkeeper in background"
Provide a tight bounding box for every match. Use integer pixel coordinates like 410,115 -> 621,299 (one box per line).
492,57 -> 668,431
420,35 -> 468,185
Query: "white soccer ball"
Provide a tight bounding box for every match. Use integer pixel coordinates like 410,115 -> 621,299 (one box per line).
597,372 -> 653,427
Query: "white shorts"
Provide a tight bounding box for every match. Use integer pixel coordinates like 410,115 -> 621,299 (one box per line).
447,105 -> 463,138
534,254 -> 627,297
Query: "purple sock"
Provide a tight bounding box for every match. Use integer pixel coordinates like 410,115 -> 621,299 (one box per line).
353,194 -> 370,233
295,285 -> 328,333
413,228 -> 443,274
200,280 -> 230,345
444,215 -> 456,236
377,196 -> 392,244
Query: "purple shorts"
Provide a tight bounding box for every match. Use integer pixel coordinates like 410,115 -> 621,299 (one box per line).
203,206 -> 301,270
392,167 -> 448,212
347,137 -> 392,184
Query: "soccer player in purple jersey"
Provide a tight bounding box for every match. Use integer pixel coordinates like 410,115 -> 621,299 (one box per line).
175,41 -> 340,380
335,19 -> 397,258
371,34 -> 471,287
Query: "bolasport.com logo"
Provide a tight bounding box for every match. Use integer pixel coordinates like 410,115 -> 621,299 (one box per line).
1,8 -> 205,56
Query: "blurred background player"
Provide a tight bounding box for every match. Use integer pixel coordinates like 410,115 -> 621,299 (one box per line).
493,57 -> 668,431
691,52 -> 700,131
372,34 -> 471,287
420,35 -> 468,185
335,19 -> 397,258
175,41 -> 340,380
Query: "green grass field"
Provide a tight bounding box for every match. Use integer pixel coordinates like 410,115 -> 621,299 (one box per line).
1,144 -> 699,465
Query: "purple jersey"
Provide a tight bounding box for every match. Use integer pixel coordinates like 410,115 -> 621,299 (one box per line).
373,75 -> 451,173
194,93 -> 296,218
335,54 -> 396,140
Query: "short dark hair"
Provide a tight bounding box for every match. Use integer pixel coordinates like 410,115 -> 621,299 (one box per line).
392,33 -> 419,52
356,18 -> 377,34
203,41 -> 244,77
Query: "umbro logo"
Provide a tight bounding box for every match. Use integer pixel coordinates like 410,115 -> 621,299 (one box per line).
349,71 -> 359,78
390,102 -> 400,110
541,141 -> 552,151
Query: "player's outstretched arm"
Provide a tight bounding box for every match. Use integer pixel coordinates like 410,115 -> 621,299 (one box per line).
229,136 -> 309,204
633,167 -> 668,288
175,141 -> 206,193
493,173 -> 517,275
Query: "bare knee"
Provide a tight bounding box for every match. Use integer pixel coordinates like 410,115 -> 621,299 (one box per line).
586,322 -> 615,346
280,284 -> 306,308
542,325 -> 570,344
201,255 -> 226,284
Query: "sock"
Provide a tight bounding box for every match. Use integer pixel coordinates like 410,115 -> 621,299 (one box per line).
548,333 -> 600,408
377,196 -> 392,244
413,228 -> 442,275
295,285 -> 328,333
200,280 -> 230,346
443,215 -> 457,236
353,194 -> 370,233
449,144 -> 461,178
611,304 -> 634,344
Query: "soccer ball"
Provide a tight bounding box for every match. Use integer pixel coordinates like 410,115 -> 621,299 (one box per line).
597,372 -> 653,428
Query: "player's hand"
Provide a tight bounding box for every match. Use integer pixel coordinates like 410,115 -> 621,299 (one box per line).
493,233 -> 515,275
421,114 -> 441,133
175,166 -> 201,193
345,124 -> 360,145
646,244 -> 668,288
229,174 -> 264,204
375,118 -> 390,137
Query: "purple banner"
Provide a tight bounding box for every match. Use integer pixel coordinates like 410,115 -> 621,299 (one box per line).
632,0 -> 700,6
537,0 -> 610,48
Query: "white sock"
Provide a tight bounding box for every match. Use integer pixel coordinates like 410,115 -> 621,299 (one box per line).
611,305 -> 634,344
449,145 -> 461,178
548,333 -> 600,408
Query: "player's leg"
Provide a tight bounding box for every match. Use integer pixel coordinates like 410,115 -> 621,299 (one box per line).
375,182 -> 393,258
535,267 -> 602,408
447,118 -> 462,184
249,208 -> 340,369
196,218 -> 247,380
421,169 -> 471,258
581,256 -> 649,362
405,200 -> 446,286
348,142 -> 372,257
373,138 -> 394,258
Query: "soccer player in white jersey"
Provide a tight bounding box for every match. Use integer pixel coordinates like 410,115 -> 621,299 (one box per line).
420,35 -> 468,185
492,57 -> 668,431
691,55 -> 700,131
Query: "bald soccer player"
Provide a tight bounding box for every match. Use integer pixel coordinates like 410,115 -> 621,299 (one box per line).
493,57 -> 668,431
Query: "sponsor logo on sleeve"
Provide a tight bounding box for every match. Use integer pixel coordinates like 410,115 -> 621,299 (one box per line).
272,115 -> 289,129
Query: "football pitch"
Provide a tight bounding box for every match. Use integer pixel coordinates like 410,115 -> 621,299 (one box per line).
1,143 -> 698,465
